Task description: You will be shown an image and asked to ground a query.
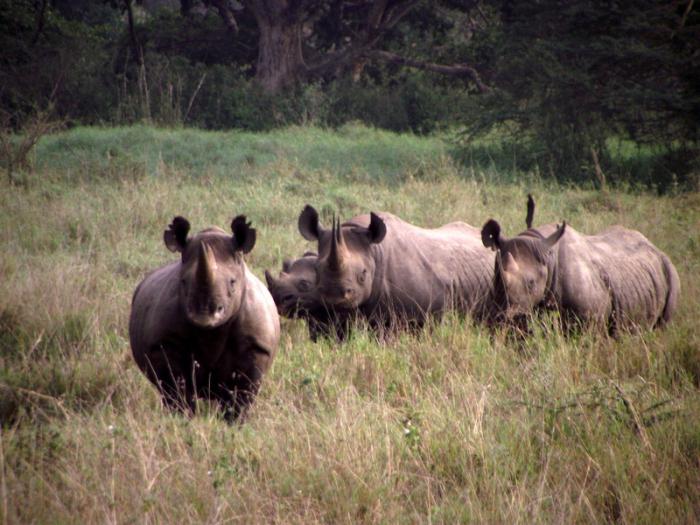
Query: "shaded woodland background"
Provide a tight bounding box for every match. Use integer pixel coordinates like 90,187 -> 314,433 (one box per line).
2,0 -> 699,189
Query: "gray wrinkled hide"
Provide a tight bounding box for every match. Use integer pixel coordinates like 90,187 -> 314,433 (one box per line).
342,212 -> 494,327
265,253 -> 350,341
533,223 -> 680,331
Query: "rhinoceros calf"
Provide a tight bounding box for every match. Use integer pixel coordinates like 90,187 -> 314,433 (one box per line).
297,205 -> 495,333
264,252 -> 349,341
129,215 -> 280,421
481,215 -> 680,333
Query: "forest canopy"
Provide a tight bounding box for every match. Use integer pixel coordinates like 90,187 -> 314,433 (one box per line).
1,0 -> 699,186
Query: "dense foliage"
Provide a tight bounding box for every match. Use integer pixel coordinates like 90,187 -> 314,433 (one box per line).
1,0 -> 698,187
468,0 -> 700,183
0,0 -> 480,131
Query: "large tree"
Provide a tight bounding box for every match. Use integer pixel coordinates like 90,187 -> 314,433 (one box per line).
468,0 -> 700,177
196,0 -> 491,93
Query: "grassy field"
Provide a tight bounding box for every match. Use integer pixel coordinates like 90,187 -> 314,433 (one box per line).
1,124 -> 699,524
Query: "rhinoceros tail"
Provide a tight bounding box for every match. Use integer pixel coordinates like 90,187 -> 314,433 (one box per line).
526,194 -> 535,229
660,254 -> 681,326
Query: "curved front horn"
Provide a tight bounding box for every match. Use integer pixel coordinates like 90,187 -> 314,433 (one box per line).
328,216 -> 343,272
196,243 -> 217,287
336,215 -> 346,248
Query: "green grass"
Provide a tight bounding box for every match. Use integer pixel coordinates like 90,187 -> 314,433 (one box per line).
33,123 -> 448,184
1,125 -> 699,523
453,129 -> 699,192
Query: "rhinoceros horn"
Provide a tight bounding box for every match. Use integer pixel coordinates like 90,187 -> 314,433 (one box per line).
196,243 -> 217,287
264,269 -> 277,288
328,216 -> 346,272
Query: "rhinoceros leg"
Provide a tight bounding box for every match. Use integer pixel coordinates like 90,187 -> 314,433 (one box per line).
306,316 -> 323,342
216,347 -> 270,423
307,312 -> 350,343
143,345 -> 196,415
215,371 -> 261,423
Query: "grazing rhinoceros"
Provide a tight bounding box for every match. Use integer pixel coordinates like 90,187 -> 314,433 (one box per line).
129,215 -> 280,421
296,205 -> 495,333
264,252 -> 349,341
480,210 -> 680,333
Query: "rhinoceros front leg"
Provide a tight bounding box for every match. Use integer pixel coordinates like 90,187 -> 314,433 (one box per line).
215,346 -> 271,423
143,345 -> 196,416
307,314 -> 350,342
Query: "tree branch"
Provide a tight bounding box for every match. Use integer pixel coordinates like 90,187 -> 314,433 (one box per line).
367,0 -> 389,30
306,42 -> 370,78
124,0 -> 143,65
371,50 -> 492,92
672,0 -> 694,37
209,0 -> 239,33
30,0 -> 48,46
306,0 -> 421,78
383,0 -> 420,29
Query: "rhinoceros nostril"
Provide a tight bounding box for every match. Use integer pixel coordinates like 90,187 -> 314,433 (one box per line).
282,295 -> 295,303
209,304 -> 224,315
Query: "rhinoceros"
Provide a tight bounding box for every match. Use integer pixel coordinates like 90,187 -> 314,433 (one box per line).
129,215 -> 280,421
264,252 -> 349,341
480,210 -> 680,333
296,205 -> 495,333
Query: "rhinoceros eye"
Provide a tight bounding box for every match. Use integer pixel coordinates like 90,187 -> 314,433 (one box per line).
296,280 -> 311,292
358,268 -> 367,284
229,278 -> 236,287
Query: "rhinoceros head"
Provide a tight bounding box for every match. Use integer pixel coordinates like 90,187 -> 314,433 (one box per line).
264,252 -> 319,317
164,215 -> 256,328
481,218 -> 565,321
297,205 -> 386,310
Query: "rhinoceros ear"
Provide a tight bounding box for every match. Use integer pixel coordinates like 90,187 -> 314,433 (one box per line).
543,221 -> 566,249
481,219 -> 503,251
231,215 -> 256,254
164,216 -> 190,253
282,259 -> 293,273
367,212 -> 387,244
298,205 -> 321,241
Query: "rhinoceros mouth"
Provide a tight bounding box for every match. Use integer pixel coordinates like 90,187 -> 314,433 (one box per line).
279,303 -> 304,318
278,295 -> 320,318
318,301 -> 358,316
328,298 -> 360,310
280,295 -> 300,311
185,309 -> 229,329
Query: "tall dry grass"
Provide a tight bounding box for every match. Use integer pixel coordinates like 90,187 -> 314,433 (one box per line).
0,125 -> 698,524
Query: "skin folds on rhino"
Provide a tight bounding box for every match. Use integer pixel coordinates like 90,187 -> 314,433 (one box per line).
264,252 -> 349,342
481,213 -> 680,333
297,205 -> 495,333
129,215 -> 280,421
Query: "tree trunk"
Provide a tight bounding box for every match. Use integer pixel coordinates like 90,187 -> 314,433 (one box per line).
254,16 -> 306,93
